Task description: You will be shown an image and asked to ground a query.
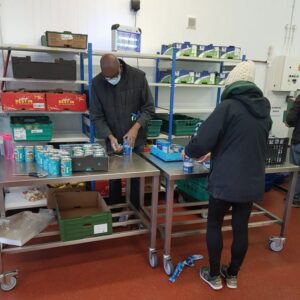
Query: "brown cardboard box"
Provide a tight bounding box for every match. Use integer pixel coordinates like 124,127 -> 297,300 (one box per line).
42,31 -> 87,49
46,183 -> 85,209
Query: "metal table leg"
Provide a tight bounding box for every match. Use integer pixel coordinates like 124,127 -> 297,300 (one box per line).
0,187 -> 5,218
148,175 -> 159,268
163,178 -> 175,275
139,177 -> 145,210
0,243 -> 18,291
269,170 -> 297,252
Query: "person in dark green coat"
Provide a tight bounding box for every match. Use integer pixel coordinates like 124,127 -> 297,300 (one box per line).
185,61 -> 272,290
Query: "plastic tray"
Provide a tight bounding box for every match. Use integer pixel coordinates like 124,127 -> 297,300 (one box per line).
150,145 -> 182,161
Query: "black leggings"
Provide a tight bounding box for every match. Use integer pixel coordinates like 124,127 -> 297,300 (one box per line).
207,197 -> 253,277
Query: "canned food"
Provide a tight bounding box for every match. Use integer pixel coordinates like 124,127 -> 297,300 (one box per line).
44,145 -> 54,151
14,145 -> 25,162
24,146 -> 35,162
37,150 -> 47,166
171,144 -> 184,153
48,156 -> 60,176
183,157 -> 194,173
123,139 -> 132,156
61,157 -> 72,177
93,150 -> 105,157
43,152 -> 50,171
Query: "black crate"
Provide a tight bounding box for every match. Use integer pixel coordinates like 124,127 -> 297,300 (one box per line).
12,56 -> 76,80
265,138 -> 289,165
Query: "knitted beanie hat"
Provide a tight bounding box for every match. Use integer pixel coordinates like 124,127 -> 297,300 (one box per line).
225,60 -> 256,86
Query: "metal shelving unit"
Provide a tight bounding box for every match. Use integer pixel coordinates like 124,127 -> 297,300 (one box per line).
0,43 -> 94,144
0,77 -> 88,85
154,50 -> 245,142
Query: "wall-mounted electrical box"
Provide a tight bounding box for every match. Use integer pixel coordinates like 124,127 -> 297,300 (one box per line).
111,24 -> 141,52
272,56 -> 300,92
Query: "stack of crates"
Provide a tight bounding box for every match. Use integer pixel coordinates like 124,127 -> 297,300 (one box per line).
147,119 -> 163,137
159,114 -> 201,136
177,177 -> 209,201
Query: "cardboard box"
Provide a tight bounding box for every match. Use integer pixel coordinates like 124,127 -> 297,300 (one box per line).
46,92 -> 87,111
219,46 -> 241,59
174,70 -> 195,84
46,183 -> 86,209
1,91 -> 46,111
159,69 -> 172,83
161,43 -> 182,56
197,44 -> 219,58
41,31 -> 88,49
55,191 -> 112,241
176,42 -> 198,57
194,71 -> 216,85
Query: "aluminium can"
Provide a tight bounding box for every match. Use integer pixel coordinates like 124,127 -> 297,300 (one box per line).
61,156 -> 72,177
24,146 -> 35,162
48,156 -> 60,176
14,145 -> 25,162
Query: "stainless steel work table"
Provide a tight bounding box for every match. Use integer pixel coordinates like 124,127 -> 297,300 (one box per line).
0,154 -> 160,291
142,153 -> 299,275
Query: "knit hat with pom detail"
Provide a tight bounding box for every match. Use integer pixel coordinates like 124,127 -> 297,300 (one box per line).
225,60 -> 256,86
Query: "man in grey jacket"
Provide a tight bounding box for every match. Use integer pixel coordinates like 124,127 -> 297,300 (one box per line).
90,54 -> 155,210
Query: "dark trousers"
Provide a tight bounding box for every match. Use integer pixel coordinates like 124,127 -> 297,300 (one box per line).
207,197 -> 253,277
108,146 -> 143,210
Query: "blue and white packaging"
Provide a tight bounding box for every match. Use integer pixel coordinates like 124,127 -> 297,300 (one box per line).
174,70 -> 194,84
197,44 -> 219,58
219,45 -> 241,59
194,71 -> 216,85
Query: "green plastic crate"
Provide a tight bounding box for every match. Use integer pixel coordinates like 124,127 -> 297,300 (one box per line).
147,119 -> 162,137
159,114 -> 201,136
55,191 -> 112,242
10,116 -> 53,141
177,177 -> 209,201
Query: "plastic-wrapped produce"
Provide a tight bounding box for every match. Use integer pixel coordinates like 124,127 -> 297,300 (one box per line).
0,210 -> 54,246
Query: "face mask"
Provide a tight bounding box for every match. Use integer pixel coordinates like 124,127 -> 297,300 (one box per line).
107,74 -> 121,85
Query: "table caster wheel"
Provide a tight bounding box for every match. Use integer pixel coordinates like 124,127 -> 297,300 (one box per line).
177,194 -> 185,204
1,276 -> 17,292
201,211 -> 208,219
164,258 -> 174,276
269,237 -> 285,252
149,251 -> 158,268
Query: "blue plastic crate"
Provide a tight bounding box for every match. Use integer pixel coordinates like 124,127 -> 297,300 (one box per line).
150,145 -> 182,162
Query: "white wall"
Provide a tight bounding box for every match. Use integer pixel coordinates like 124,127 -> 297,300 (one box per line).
0,0 -> 299,136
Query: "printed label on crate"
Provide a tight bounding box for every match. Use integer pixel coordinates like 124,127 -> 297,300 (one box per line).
33,103 -> 45,109
31,129 -> 43,134
13,128 -> 26,140
94,224 -> 108,234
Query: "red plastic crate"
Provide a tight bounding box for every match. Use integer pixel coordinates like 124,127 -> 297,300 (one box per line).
46,92 -> 86,111
1,91 -> 46,111
95,179 -> 126,198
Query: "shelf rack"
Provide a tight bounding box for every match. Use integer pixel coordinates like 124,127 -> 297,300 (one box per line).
0,43 -> 95,143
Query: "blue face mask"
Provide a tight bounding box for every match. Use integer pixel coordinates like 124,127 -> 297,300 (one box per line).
107,74 -> 121,85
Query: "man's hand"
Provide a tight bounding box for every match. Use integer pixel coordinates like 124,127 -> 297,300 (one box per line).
108,134 -> 122,153
124,123 -> 141,148
181,150 -> 187,160
197,153 -> 211,163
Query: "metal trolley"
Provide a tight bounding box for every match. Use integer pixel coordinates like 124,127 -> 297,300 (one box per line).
142,153 -> 299,275
0,154 -> 160,291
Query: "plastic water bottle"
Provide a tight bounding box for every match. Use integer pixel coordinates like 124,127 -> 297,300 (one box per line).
2,134 -> 14,160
